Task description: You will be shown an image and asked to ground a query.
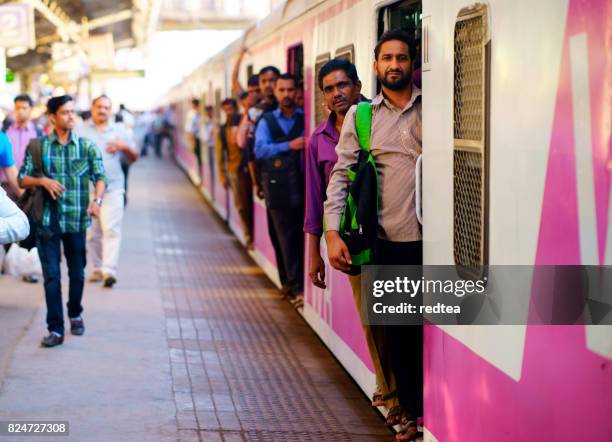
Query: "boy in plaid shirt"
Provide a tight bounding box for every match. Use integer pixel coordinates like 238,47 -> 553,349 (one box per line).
19,95 -> 106,348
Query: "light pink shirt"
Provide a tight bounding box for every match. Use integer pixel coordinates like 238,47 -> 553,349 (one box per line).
5,121 -> 38,170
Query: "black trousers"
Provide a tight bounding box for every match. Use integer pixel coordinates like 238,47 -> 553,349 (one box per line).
194,138 -> 202,177
266,207 -> 287,289
375,238 -> 423,418
268,206 -> 304,296
37,207 -> 86,335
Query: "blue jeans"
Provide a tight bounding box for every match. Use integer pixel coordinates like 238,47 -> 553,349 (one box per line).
37,222 -> 87,335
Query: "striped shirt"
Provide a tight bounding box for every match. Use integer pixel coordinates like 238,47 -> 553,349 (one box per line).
324,87 -> 422,242
19,131 -> 106,233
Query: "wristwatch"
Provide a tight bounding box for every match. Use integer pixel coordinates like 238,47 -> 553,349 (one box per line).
94,197 -> 103,206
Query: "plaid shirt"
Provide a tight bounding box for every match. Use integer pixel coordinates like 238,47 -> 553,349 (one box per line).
19,131 -> 106,233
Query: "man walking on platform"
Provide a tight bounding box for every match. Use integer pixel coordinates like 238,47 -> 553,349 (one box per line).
19,95 -> 106,348
3,94 -> 42,282
3,95 -> 42,175
79,95 -> 138,288
324,30 -> 423,440
255,73 -> 305,307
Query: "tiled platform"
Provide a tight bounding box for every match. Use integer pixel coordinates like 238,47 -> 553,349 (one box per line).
0,155 -> 390,441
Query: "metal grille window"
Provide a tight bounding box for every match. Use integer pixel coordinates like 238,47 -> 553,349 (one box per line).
453,4 -> 490,269
314,53 -> 331,127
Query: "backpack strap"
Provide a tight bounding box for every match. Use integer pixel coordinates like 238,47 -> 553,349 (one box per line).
355,102 -> 372,153
28,138 -> 43,176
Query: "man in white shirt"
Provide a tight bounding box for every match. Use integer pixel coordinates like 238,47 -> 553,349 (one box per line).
184,98 -> 202,178
0,186 -> 29,245
79,95 -> 138,288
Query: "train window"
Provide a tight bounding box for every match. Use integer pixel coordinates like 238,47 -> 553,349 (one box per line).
287,43 -> 304,85
378,0 -> 422,40
334,44 -> 354,63
314,52 -> 331,127
453,4 -> 490,272
214,88 -> 222,122
246,64 -> 254,80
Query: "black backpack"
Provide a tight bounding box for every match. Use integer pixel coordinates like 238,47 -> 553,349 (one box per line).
257,111 -> 304,210
338,102 -> 379,273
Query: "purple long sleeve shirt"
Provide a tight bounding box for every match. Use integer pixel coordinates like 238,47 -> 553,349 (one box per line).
304,114 -> 340,236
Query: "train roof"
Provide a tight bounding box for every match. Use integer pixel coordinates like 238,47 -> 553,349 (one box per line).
160,0 -> 327,105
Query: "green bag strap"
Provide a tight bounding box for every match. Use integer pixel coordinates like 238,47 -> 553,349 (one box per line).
355,102 -> 372,152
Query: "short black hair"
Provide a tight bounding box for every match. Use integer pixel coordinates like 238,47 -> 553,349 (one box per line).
47,95 -> 73,114
221,98 -> 237,108
14,94 -> 33,107
247,74 -> 260,87
374,29 -> 414,61
191,98 -> 200,106
239,91 -> 248,100
318,58 -> 359,91
259,65 -> 280,77
204,105 -> 214,111
92,94 -> 111,106
276,73 -> 297,87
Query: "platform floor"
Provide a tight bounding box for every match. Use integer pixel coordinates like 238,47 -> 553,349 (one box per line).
0,155 -> 391,441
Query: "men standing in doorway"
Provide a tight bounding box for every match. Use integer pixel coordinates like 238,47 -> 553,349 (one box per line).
185,98 -> 203,180
305,58 -> 364,290
200,105 -> 216,192
324,30 -> 422,440
79,95 -> 138,289
255,73 -> 305,308
216,98 -> 253,248
19,95 -> 106,348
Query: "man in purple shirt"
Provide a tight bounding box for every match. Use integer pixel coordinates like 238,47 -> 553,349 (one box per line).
4,94 -> 41,172
304,58 -> 362,289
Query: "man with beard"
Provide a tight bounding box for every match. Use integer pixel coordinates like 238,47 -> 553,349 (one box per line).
254,73 -> 305,308
324,30 -> 422,441
79,95 -> 138,289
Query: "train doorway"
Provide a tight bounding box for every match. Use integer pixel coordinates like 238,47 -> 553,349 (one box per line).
376,0 -> 425,433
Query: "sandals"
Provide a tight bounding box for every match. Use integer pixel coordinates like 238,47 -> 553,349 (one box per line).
371,389 -> 397,407
385,406 -> 403,427
395,415 -> 423,441
290,294 -> 304,309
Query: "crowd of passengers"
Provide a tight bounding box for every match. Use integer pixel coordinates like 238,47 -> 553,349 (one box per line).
181,29 -> 423,442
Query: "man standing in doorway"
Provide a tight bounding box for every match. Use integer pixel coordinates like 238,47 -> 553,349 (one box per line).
19,95 -> 106,348
255,73 -> 305,307
185,98 -> 203,180
216,98 -> 253,248
200,105 -> 216,192
79,95 -> 138,288
324,30 -> 422,440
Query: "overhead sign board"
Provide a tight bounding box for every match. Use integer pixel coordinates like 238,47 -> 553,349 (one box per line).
0,3 -> 35,49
